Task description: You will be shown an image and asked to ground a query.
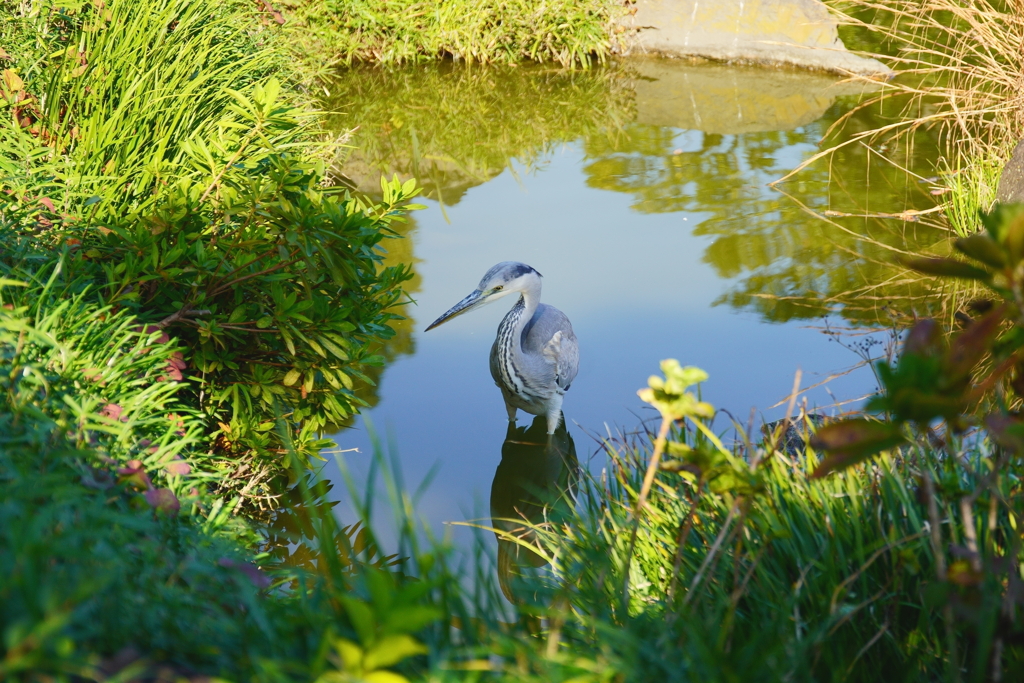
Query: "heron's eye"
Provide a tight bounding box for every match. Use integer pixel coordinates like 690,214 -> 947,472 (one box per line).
493,286 -> 503,291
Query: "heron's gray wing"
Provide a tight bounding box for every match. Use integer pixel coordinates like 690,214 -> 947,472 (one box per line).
489,337 -> 502,386
522,304 -> 579,392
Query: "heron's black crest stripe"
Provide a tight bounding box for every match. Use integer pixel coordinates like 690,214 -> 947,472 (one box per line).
508,263 -> 540,280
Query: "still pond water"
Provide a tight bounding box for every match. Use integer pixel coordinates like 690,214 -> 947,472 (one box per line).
320,59 -> 948,553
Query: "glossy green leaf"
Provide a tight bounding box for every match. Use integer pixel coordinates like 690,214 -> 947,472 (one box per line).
382,605 -> 444,635
332,638 -> 363,673
339,597 -> 375,645
898,256 -> 992,281
810,419 -> 905,478
363,634 -> 427,671
364,672 -> 410,683
954,233 -> 1005,269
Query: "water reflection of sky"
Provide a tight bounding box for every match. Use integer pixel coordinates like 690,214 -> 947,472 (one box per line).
321,60 -> 947,554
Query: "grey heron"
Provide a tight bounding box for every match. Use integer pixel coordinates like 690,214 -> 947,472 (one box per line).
425,262 -> 579,434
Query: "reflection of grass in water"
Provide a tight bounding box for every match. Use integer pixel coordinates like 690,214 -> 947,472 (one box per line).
824,3 -> 1023,239
835,1 -> 1023,179
321,62 -> 636,204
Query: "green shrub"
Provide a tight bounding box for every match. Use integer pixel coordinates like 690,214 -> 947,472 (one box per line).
0,279 -> 449,681
1,0 -> 418,506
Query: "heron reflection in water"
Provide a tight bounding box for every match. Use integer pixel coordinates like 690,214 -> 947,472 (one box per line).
491,415 -> 579,603
426,262 -> 579,434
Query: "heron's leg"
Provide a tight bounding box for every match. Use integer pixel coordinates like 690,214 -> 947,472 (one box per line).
497,385 -> 517,422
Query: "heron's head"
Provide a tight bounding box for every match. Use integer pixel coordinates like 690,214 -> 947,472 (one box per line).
426,262 -> 542,331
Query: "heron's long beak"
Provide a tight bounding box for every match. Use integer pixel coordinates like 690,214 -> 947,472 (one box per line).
425,290 -> 486,331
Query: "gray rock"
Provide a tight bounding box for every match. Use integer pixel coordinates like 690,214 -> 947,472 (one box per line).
619,0 -> 893,79
996,139 -> 1024,204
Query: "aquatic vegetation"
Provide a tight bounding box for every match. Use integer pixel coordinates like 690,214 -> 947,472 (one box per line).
939,155 -> 1005,236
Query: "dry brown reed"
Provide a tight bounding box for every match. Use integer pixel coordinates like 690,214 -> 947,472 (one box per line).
771,1 -> 1024,238
828,1 -> 1024,177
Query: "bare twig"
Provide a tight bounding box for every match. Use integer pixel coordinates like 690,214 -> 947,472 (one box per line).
209,254 -> 302,296
155,308 -> 212,330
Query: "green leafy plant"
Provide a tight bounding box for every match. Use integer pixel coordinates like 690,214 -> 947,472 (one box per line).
809,202 -> 1024,680
0,278 -> 454,681
1,0 -> 420,507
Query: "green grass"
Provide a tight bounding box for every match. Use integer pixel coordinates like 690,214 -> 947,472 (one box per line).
280,0 -> 626,74
825,1 -> 1024,237
527,442 -> 941,681
1,0 -> 284,211
940,154 -> 1006,236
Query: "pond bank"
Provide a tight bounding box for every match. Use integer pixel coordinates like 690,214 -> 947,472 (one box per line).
282,0 -> 892,78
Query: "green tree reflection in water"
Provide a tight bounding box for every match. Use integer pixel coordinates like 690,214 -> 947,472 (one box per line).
323,57 -> 959,367
580,106 -> 953,326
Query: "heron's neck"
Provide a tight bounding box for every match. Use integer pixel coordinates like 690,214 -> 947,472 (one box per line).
514,279 -> 541,336
505,279 -> 541,355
